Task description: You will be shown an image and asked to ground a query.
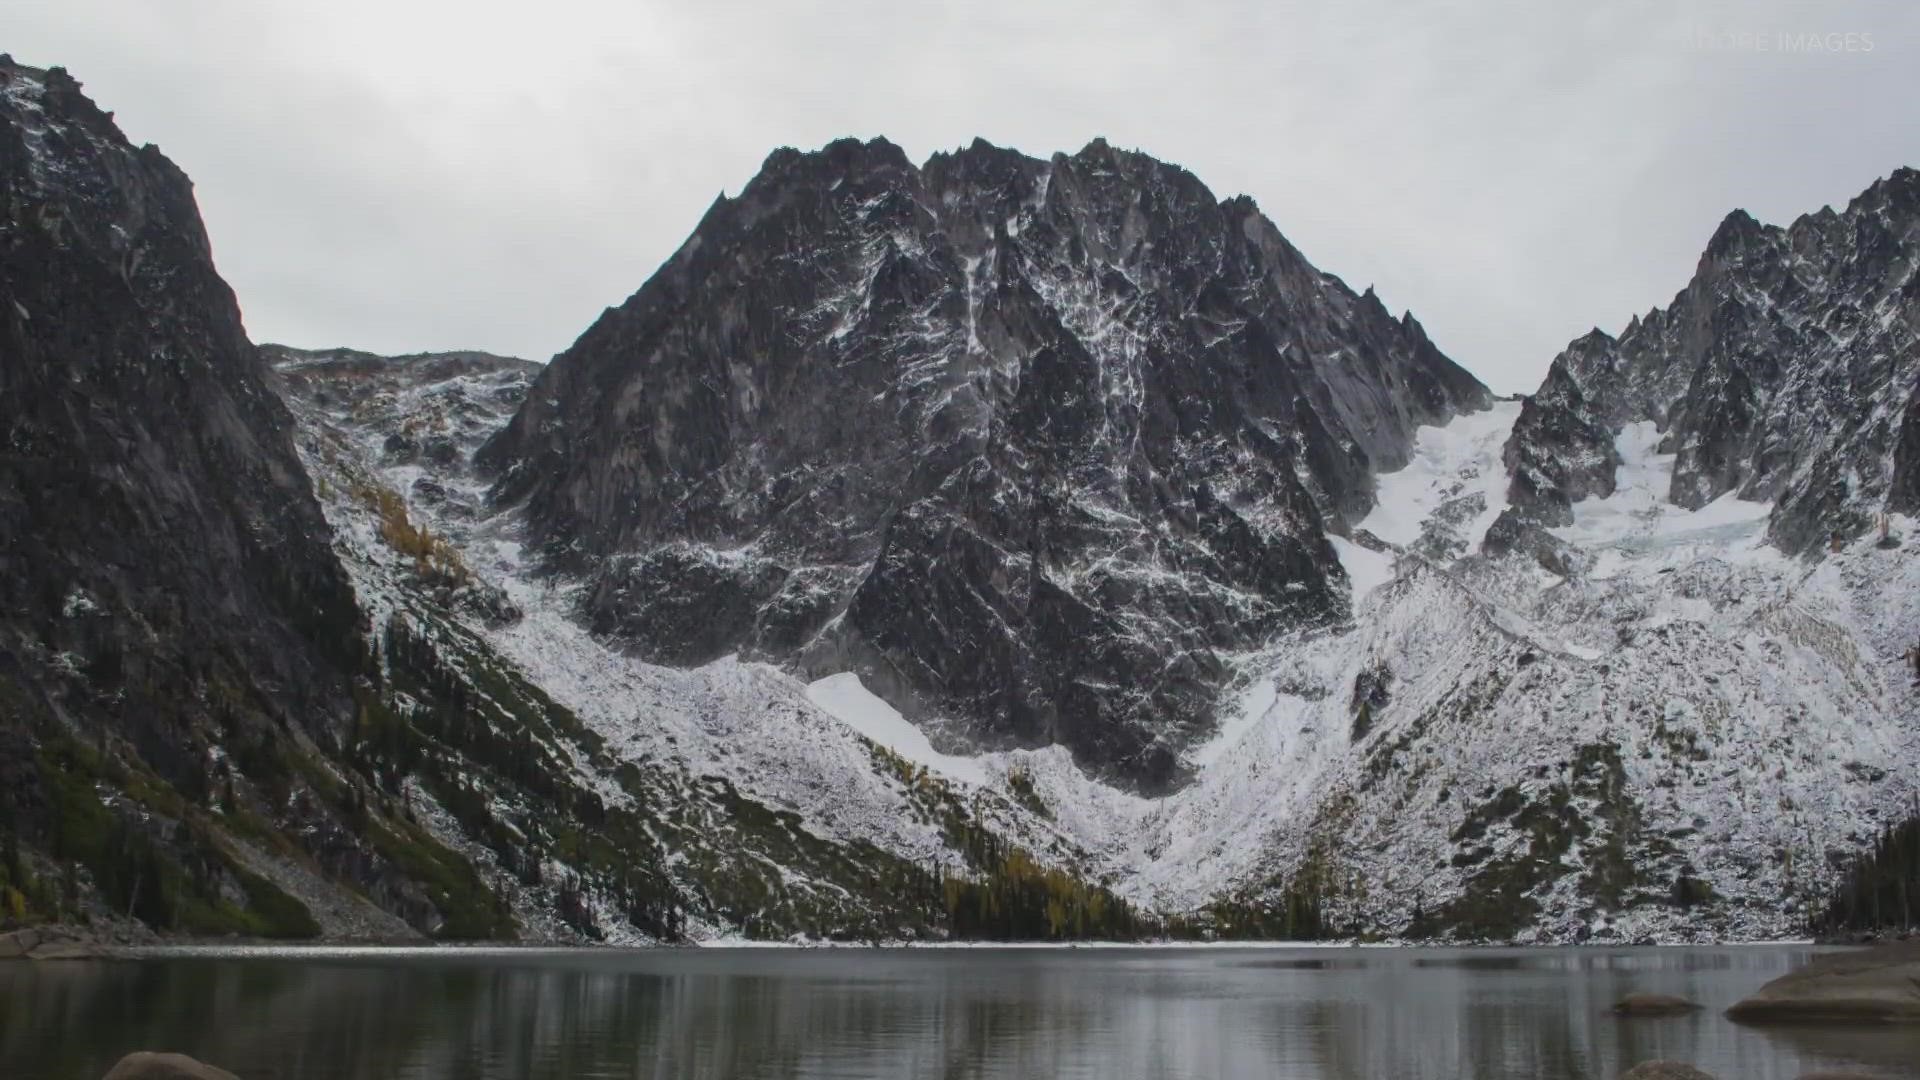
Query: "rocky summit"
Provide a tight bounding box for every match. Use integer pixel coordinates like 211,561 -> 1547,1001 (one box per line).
1492,169 -> 1920,560
479,136 -> 1490,789
0,58 -> 376,933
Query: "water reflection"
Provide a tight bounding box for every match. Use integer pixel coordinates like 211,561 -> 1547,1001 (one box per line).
1,946 -> 1914,1080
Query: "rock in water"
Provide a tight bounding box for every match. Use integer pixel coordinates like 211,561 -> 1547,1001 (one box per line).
1618,1063 -> 1717,1080
101,1053 -> 241,1080
1726,941 -> 1920,1024
479,136 -> 1491,789
1611,992 -> 1703,1016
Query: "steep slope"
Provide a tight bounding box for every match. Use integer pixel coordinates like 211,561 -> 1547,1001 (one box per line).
990,401 -> 1919,943
350,345 -> 1919,945
1493,169 -> 1920,557
270,345 -> 1156,943
1108,176 -> 1920,941
0,59 -> 627,943
3,60 -> 1132,947
0,57 -> 387,937
480,137 -> 1490,789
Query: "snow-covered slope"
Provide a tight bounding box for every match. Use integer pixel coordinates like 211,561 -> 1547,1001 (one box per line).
271,347 -> 1109,942
284,348 -> 1919,944
975,401 -> 1917,942
264,167 -> 1920,945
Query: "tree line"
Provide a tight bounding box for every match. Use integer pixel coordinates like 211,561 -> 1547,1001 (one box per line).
1817,805 -> 1920,934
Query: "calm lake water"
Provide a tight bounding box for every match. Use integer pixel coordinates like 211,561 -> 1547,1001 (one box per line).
4,944 -> 1917,1079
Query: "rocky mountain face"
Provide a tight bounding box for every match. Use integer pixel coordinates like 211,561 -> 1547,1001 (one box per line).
274,342 -> 1186,944
0,57 -> 385,935
3,60 -> 1092,947
480,136 -> 1490,789
1493,169 -> 1920,558
1185,170 -> 1920,942
0,58 -> 360,747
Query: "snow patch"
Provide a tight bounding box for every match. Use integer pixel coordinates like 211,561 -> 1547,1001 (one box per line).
1329,536 -> 1394,601
805,673 -> 989,785
1189,676 -> 1280,768
1362,400 -> 1522,554
1551,421 -> 1775,575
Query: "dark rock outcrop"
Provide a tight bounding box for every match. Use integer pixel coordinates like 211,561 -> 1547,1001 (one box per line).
0,56 -> 362,759
1618,1064 -> 1716,1080
1494,170 -> 1920,556
1610,992 -> 1703,1016
480,136 -> 1489,788
0,54 -> 374,916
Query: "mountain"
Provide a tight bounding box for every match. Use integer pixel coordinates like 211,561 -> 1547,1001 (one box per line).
1492,168 -> 1920,560
4,52 -> 1913,946
1153,171 -> 1920,941
0,56 -> 385,938
478,136 -> 1491,790
270,342 -> 1170,943
465,151 -> 1916,942
1,59 -> 1131,946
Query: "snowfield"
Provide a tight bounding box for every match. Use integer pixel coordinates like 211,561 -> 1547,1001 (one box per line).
1552,421 -> 1777,571
805,673 -> 990,786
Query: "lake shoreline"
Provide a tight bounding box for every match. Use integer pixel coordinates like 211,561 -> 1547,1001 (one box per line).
57,935 -> 1840,958
12,920 -> 1886,961
11,942 -> 1914,1080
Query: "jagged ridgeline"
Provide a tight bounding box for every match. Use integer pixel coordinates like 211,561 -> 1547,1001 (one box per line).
0,58 -> 1159,944
1491,167 -> 1920,560
479,135 -> 1491,790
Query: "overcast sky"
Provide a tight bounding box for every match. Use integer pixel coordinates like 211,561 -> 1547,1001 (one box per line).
11,0 -> 1917,392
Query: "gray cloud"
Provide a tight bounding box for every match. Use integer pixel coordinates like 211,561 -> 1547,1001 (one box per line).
11,0 -> 1917,391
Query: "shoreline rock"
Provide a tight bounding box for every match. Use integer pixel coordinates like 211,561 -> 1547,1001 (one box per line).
1,926 -> 120,961
27,939 -> 109,960
0,927 -> 43,958
1726,941 -> 1920,1025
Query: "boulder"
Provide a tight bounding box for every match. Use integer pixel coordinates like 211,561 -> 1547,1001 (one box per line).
1619,1063 -> 1716,1080
1726,942 -> 1920,1025
0,927 -> 42,958
101,1053 -> 241,1080
28,937 -> 105,960
1611,992 -> 1703,1016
